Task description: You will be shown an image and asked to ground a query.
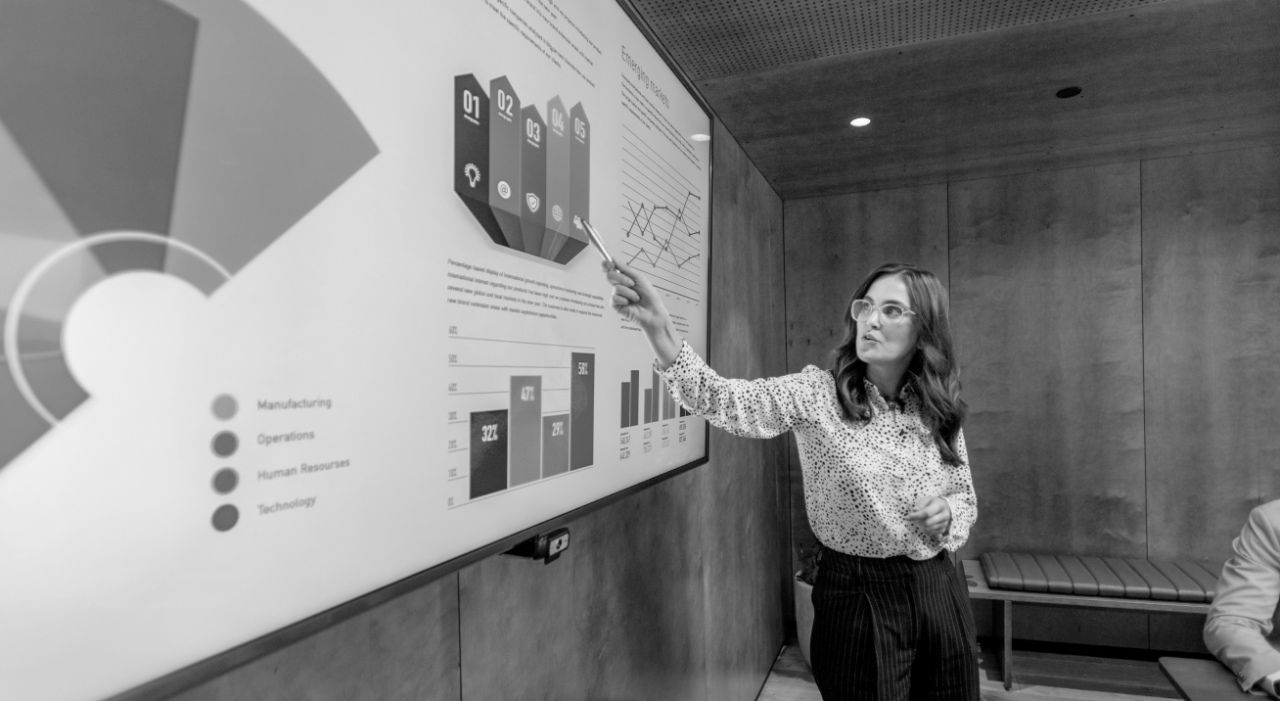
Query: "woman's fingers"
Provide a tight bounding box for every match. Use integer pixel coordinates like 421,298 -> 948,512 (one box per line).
605,270 -> 634,287
906,496 -> 950,535
613,285 -> 640,303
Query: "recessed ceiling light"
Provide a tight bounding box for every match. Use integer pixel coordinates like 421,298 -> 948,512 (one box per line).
850,117 -> 871,127
1056,86 -> 1083,99
689,133 -> 711,142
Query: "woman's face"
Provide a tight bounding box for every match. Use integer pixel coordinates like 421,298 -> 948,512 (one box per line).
854,274 -> 919,367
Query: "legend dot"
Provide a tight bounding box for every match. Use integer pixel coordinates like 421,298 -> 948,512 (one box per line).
212,395 -> 238,420
212,505 -> 239,532
212,468 -> 239,494
212,431 -> 239,457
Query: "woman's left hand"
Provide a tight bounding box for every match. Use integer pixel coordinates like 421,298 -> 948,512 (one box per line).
907,496 -> 951,537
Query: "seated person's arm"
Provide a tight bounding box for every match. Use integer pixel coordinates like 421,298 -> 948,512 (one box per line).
1264,670 -> 1280,698
1204,503 -> 1280,695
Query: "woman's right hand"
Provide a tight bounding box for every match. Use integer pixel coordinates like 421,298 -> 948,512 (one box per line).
604,259 -> 666,329
603,260 -> 682,368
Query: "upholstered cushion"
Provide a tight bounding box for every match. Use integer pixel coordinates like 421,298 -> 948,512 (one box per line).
980,553 -> 1222,603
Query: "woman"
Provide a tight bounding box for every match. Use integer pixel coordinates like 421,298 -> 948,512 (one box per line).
604,260 -> 979,701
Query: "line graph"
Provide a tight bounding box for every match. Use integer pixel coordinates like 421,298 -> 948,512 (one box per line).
619,123 -> 705,303
623,192 -> 701,270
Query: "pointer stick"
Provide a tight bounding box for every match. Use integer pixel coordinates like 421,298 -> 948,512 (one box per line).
577,217 -> 614,266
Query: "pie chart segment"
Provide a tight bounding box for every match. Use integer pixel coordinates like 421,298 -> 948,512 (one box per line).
0,119 -> 105,468
0,122 -> 83,247
0,0 -> 198,274
164,0 -> 380,282
0,0 -> 379,472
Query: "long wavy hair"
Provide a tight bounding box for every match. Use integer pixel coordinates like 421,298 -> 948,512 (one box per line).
830,263 -> 968,466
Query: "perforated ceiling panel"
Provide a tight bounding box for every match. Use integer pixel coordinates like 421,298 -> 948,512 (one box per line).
628,0 -> 1185,80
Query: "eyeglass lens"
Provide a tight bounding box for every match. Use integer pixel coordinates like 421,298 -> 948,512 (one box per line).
852,300 -> 908,324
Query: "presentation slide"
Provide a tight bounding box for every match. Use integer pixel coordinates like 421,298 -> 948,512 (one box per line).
0,1 -> 710,698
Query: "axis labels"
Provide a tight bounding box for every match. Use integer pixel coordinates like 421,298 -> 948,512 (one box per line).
454,74 -> 591,264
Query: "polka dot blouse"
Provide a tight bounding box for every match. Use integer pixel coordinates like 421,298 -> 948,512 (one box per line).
657,341 -> 977,560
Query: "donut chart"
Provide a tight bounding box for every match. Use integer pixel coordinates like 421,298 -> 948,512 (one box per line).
0,0 -> 379,468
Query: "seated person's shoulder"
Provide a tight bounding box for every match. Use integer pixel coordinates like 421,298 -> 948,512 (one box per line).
1247,500 -> 1280,536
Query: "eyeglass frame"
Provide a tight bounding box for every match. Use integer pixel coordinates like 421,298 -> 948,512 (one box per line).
850,298 -> 917,326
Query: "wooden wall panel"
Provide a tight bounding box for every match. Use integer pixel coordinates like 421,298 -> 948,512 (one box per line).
456,119 -> 786,701
459,474 -> 709,701
701,117 -> 788,701
782,185 -> 949,570
950,163 -> 1146,558
171,576 -> 460,701
949,163 -> 1147,646
1142,146 -> 1280,563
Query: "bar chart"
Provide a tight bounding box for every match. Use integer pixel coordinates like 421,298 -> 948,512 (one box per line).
620,367 -> 688,429
446,331 -> 594,505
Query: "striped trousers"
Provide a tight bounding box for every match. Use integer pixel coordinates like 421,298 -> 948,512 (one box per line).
809,548 -> 980,701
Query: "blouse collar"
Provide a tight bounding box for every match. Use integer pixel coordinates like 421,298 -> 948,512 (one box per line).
862,375 -> 919,412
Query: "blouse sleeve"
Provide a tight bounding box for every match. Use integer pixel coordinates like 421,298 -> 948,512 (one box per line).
938,428 -> 978,552
656,340 -> 827,440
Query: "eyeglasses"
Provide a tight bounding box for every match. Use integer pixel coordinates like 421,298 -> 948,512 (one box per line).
851,299 -> 915,326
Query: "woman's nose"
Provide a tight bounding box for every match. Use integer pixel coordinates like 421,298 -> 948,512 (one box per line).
866,308 -> 883,328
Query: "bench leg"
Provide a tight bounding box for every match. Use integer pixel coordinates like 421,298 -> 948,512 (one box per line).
993,600 -> 1013,690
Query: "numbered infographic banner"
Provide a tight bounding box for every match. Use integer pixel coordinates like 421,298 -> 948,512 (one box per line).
0,0 -> 710,699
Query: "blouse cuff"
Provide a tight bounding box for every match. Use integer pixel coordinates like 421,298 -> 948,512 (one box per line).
654,339 -> 696,379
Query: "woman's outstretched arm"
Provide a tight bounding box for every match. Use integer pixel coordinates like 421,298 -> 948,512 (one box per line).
602,260 -> 826,440
603,260 -> 682,369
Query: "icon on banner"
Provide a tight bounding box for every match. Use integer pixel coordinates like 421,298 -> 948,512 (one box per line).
464,163 -> 481,187
552,204 -> 563,222
498,180 -> 511,199
526,193 -> 540,213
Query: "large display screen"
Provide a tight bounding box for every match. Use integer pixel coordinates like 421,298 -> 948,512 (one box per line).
0,1 -> 711,698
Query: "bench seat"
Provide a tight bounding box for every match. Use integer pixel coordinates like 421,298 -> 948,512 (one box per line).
962,558 -> 1220,691
980,552 -> 1223,603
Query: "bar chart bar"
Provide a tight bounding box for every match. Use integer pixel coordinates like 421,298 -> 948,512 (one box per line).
644,389 -> 652,425
650,373 -> 660,422
620,381 -> 631,428
629,369 -> 639,427
470,409 -> 508,499
509,376 -> 542,487
542,413 -> 569,477
570,352 -> 594,469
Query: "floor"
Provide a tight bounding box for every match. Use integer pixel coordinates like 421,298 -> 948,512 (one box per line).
756,640 -> 1174,701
